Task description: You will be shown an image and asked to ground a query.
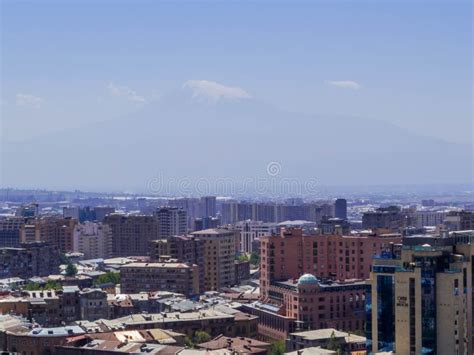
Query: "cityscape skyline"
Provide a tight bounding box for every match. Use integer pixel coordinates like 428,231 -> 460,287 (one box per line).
1,1 -> 473,354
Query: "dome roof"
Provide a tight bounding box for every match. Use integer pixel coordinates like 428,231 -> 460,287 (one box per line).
297,273 -> 318,286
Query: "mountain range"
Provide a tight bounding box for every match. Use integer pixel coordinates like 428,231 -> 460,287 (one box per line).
2,85 -> 472,193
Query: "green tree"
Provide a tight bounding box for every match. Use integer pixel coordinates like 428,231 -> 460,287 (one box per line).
23,282 -> 42,291
65,263 -> 77,277
94,271 -> 120,285
236,253 -> 249,262
43,280 -> 61,290
269,340 -> 285,355
184,336 -> 194,348
250,252 -> 260,266
23,280 -> 61,291
194,330 -> 211,344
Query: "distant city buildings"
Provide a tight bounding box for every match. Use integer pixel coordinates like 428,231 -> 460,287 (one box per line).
317,217 -> 350,235
194,216 -> 220,231
73,222 -> 113,259
15,203 -> 39,218
0,217 -> 25,248
334,199 -> 347,220
362,206 -> 408,231
413,210 -> 446,228
154,207 -> 187,238
103,214 -> 159,257
220,201 -> 330,225
168,197 -> 201,229
63,206 -> 115,222
234,220 -> 277,254
200,196 -> 217,218
1,191 -> 473,355
444,210 -> 474,231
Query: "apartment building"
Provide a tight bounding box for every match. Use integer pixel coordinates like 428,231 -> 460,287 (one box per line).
0,241 -> 60,278
37,217 -> 77,253
259,228 -> 401,298
73,221 -> 113,259
192,228 -> 237,291
149,235 -> 204,293
234,220 -> 277,254
154,207 -> 187,239
103,214 -> 159,257
120,262 -> 200,296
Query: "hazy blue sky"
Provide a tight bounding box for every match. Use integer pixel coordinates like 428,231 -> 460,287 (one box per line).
2,1 -> 472,143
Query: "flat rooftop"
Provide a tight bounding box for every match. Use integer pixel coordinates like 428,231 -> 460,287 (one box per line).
122,262 -> 193,269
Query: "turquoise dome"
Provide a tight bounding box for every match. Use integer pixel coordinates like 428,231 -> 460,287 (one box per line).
297,273 -> 318,285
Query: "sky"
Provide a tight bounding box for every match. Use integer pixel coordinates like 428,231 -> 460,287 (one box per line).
1,1 -> 473,145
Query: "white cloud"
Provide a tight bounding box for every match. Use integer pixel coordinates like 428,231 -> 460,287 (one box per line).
107,82 -> 146,103
183,80 -> 251,102
325,80 -> 362,90
16,94 -> 44,108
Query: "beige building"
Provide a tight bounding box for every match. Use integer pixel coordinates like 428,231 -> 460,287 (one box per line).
20,222 -> 40,243
120,262 -> 200,296
192,228 -> 237,291
369,231 -> 474,355
73,222 -> 112,259
37,217 -> 78,253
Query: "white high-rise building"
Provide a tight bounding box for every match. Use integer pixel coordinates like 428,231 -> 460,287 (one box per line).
234,220 -> 278,253
73,221 -> 112,259
154,207 -> 187,238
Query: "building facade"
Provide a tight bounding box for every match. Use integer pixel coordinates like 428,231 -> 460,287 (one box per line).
444,210 -> 474,231
192,228 -> 237,291
103,214 -> 159,257
362,206 -> 407,231
368,232 -> 474,354
334,199 -> 347,220
0,242 -> 60,278
120,262 -> 200,296
260,228 -> 401,298
149,235 -> 205,293
242,276 -> 367,340
200,196 -> 217,218
234,220 -> 278,254
37,217 -> 77,253
73,222 -> 113,259
154,207 -> 187,239
0,217 -> 25,248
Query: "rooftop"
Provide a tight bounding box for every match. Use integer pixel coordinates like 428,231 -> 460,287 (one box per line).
122,262 -> 193,268
191,228 -> 234,235
197,335 -> 270,353
29,325 -> 85,337
286,347 -> 336,355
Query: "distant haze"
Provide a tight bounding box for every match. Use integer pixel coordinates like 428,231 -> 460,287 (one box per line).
1,2 -> 472,191
3,86 -> 472,192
